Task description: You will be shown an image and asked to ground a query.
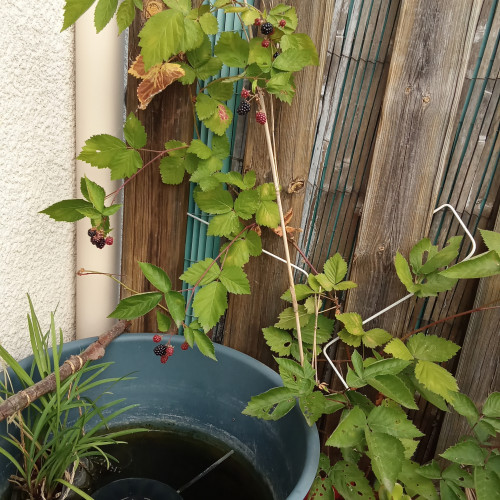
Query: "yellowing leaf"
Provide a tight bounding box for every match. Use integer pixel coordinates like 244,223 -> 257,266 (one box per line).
129,55 -> 185,109
414,360 -> 459,401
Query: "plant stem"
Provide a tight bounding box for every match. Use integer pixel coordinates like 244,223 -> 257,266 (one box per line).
258,90 -> 305,366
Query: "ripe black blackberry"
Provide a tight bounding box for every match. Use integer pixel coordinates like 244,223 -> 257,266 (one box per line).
154,344 -> 167,356
237,100 -> 251,115
261,22 -> 274,35
95,238 -> 106,249
88,229 -> 97,238
273,52 -> 280,59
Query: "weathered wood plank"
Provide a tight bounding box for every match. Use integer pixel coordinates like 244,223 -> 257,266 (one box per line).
121,6 -> 193,332
222,0 -> 335,361
343,0 -> 482,338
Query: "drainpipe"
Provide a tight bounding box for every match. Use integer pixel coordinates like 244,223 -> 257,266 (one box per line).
75,9 -> 125,338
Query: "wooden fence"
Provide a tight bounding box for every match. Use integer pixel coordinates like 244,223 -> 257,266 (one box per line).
123,0 -> 500,462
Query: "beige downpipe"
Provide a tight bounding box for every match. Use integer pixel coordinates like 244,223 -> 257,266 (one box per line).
75,10 -> 125,339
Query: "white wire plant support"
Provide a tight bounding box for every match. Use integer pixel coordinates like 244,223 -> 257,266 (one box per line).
188,203 -> 476,390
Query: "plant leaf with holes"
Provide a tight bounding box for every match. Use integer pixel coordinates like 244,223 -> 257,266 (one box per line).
242,387 -> 296,420
262,327 -> 293,356
326,407 -> 366,448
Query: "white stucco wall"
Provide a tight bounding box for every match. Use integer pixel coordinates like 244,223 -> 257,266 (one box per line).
0,1 -> 76,360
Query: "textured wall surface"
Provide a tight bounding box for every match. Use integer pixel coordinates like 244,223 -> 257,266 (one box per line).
0,1 -> 76,360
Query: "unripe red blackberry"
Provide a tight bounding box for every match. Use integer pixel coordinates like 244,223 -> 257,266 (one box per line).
279,19 -> 286,27
181,342 -> 189,351
166,345 -> 174,356
160,355 -> 169,364
256,111 -> 267,125
237,100 -> 251,116
154,344 -> 167,356
254,18 -> 262,26
153,334 -> 162,343
241,88 -> 251,99
95,238 -> 106,249
105,236 -> 114,246
261,39 -> 270,48
261,22 -> 274,35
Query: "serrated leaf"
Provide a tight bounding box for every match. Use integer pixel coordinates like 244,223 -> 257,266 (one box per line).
164,291 -> 186,327
192,282 -> 227,332
116,0 -> 136,34
332,461 -> 376,500
109,148 -> 143,179
367,406 -> 423,439
407,333 -> 460,362
245,229 -> 262,256
159,155 -> 185,185
180,258 -> 221,286
280,284 -> 314,302
164,0 -> 190,13
442,463 -> 474,488
367,375 -> 418,409
84,177 -> 105,212
199,11 -> 219,34
326,407 -> 366,448
439,480 -> 465,500
78,134 -> 126,168
102,203 -> 122,216
275,305 -> 309,329
415,360 -> 458,401
203,103 -> 233,136
298,314 -> 334,345
62,0 -> 95,31
475,465 -> 500,500
409,373 -> 448,411
440,440 -> 486,466
138,9 -> 203,69
222,239 -> 250,267
138,262 -> 172,293
156,311 -> 171,332
187,139 -> 213,159
214,31 -> 249,68
76,206 -> 102,219
194,186 -> 233,214
398,460 -> 439,500
450,392 -> 479,425
384,338 -> 414,360
248,37 -> 272,72
108,292 -> 163,320
207,80 -> 234,101
195,92 -> 219,120
418,460 -> 442,480
395,252 -> 418,293
178,62 -> 197,84
196,56 -> 223,80
211,134 -> 230,160
207,211 -> 243,237
265,71 -> 295,104
480,229 -> 500,253
94,0 -> 118,33
337,312 -> 364,336
255,200 -> 280,227
314,273 -> 334,291
183,326 -> 194,347
365,429 -> 404,491
419,236 -> 462,275
409,238 -> 434,275
234,190 -> 259,219
363,358 -> 411,378
276,357 -> 315,395
219,266 -> 250,294
440,250 -> 500,279
262,327 -> 292,356
272,47 -> 317,72
414,270 -> 458,297
363,328 -> 392,348
324,253 -> 348,284
165,139 -> 188,156
333,281 -> 357,291
299,392 -> 345,427
40,199 -> 92,222
193,329 -> 216,360
483,392 -> 500,418
346,367 -> 365,388
338,328 -> 362,347
190,155 -> 223,183
242,386 -> 296,420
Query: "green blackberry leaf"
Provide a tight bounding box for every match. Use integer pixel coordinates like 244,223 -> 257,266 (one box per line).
256,200 -> 280,228
193,329 -> 216,360
164,291 -> 186,327
440,250 -> 500,279
180,258 -> 221,286
219,266 -> 250,295
156,311 -> 171,332
207,211 -> 243,237
138,262 -> 172,293
116,0 -> 136,34
164,0 -> 190,14
159,156 -> 185,185
192,282 -> 228,332
62,0 -> 95,31
440,440 -> 486,466
275,305 -> 309,329
214,32 -> 249,68
242,387 -> 296,421
78,134 -> 127,168
414,360 -> 458,401
199,12 -> 219,35
407,333 -> 460,362
108,292 -> 163,320
332,461 -> 375,500
94,0 -> 118,33
326,407 -> 366,448
203,103 -> 233,135
480,228 -> 500,253
248,38 -> 272,72
336,312 -> 364,336
187,139 -> 213,159
367,405 -> 423,439
384,338 -> 414,361
262,327 -> 292,356
40,199 -> 92,222
123,113 -> 147,149
234,190 -> 259,219
483,392 -> 500,418
420,236 -> 462,274
366,375 -> 418,409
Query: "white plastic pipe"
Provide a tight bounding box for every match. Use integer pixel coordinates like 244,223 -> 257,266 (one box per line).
75,9 -> 125,338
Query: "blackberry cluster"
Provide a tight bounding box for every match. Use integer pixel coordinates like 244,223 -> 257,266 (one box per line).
154,344 -> 167,356
237,100 -> 251,116
261,22 -> 274,35
88,228 -> 113,249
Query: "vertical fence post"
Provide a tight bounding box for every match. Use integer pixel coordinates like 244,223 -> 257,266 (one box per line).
222,0 -> 335,362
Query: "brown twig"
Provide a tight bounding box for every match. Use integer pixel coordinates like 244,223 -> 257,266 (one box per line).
0,320 -> 130,423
